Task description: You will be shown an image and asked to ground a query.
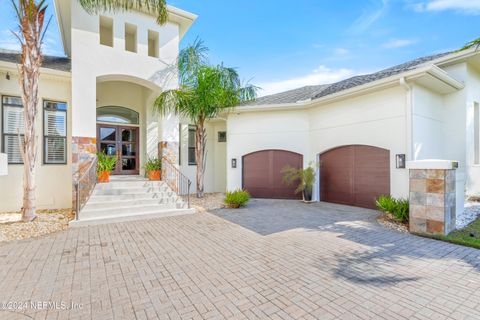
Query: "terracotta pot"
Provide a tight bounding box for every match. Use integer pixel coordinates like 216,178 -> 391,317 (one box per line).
97,171 -> 111,183
147,170 -> 161,181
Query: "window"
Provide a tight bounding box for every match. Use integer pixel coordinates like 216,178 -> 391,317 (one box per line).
125,23 -> 137,53
99,16 -> 114,47
2,96 -> 24,164
218,131 -> 227,142
188,125 -> 196,165
148,30 -> 159,58
97,106 -> 139,125
475,102 -> 480,165
44,101 -> 67,164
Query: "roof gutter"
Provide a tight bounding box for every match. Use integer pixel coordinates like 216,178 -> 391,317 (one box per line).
0,61 -> 71,79
237,65 -> 464,113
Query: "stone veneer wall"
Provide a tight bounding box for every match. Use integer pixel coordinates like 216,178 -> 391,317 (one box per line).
159,141 -> 179,164
72,137 -> 97,210
409,169 -> 456,235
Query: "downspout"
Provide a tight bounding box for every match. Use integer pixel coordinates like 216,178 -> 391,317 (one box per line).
400,77 -> 414,161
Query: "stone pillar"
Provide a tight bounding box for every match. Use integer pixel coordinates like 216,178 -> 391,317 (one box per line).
72,137 -> 97,209
407,160 -> 458,235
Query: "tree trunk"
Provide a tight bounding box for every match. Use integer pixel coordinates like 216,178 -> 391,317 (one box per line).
195,117 -> 206,198
16,0 -> 47,222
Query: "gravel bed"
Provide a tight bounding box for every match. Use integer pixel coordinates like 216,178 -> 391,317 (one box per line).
377,214 -> 409,233
0,209 -> 73,242
457,202 -> 480,229
185,193 -> 225,213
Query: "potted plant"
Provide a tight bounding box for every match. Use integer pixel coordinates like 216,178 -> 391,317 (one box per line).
281,162 -> 317,202
144,158 -> 162,181
97,151 -> 117,183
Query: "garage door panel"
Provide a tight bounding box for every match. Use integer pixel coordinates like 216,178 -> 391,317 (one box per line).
243,150 -> 302,199
320,145 -> 390,209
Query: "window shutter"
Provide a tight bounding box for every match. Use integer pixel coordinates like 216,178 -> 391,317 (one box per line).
3,106 -> 24,134
44,110 -> 66,136
45,137 -> 66,163
4,135 -> 24,164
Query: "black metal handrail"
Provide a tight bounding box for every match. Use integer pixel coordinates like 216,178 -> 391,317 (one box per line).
74,156 -> 97,220
162,157 -> 191,208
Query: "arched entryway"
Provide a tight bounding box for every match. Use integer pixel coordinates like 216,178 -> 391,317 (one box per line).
242,150 -> 303,199
319,145 -> 390,209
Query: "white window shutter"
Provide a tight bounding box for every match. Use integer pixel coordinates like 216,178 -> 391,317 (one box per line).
3,106 -> 24,134
44,110 -> 66,136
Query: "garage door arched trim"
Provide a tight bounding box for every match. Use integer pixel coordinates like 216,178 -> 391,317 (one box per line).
242,149 -> 303,199
319,145 -> 390,209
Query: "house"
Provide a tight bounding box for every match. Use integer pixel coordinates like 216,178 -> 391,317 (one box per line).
0,1 -> 479,223
226,49 -> 480,218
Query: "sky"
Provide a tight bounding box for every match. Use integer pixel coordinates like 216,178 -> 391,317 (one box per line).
1,0 -> 480,96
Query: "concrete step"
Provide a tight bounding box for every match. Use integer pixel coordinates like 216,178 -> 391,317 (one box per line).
70,208 -> 196,227
93,187 -> 173,196
81,203 -> 187,216
87,193 -> 180,202
95,180 -> 168,189
83,198 -> 183,210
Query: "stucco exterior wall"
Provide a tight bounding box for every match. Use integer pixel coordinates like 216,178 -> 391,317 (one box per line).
70,0 -> 179,141
0,71 -> 72,211
226,87 -> 410,200
179,120 -> 226,194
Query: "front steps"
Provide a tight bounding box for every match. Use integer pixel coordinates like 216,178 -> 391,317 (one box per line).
70,175 -> 195,227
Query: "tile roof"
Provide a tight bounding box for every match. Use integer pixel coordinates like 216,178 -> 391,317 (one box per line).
0,49 -> 71,72
246,51 -> 452,106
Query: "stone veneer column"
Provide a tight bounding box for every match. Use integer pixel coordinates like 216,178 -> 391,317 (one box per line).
159,141 -> 179,164
407,160 -> 458,235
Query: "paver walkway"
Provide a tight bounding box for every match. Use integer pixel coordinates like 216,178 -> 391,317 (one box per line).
0,200 -> 479,320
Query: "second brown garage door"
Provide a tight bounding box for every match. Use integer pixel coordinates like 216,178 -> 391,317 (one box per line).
320,145 -> 390,209
243,150 -> 303,199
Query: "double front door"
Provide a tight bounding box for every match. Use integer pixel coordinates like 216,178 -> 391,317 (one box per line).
97,124 -> 139,175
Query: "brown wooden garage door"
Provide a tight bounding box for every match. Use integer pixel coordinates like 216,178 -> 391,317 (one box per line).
320,145 -> 390,209
243,150 -> 303,199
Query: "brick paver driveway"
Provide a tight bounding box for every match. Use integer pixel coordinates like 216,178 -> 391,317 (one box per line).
1,200 -> 480,320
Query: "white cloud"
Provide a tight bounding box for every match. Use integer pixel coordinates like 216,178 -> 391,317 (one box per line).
349,0 -> 389,34
382,38 -> 417,48
258,66 -> 357,97
413,0 -> 480,14
334,48 -> 350,55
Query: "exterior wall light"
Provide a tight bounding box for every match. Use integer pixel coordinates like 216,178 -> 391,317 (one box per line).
231,158 -> 237,168
396,154 -> 406,169
6,72 -> 10,80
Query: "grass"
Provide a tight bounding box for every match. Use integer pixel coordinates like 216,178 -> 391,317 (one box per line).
422,218 -> 480,250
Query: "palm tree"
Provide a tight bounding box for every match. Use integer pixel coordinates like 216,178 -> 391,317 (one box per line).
154,39 -> 258,198
11,0 -> 168,221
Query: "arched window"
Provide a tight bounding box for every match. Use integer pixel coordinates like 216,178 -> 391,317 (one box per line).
97,106 -> 139,125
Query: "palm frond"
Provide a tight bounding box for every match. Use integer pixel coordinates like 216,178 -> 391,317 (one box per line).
78,0 -> 168,25
458,38 -> 480,52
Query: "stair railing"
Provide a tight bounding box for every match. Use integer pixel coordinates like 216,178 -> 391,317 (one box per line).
74,156 -> 97,220
162,157 -> 192,208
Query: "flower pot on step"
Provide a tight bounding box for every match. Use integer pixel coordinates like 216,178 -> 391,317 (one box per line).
303,186 -> 313,202
97,171 -> 111,183
147,170 -> 161,181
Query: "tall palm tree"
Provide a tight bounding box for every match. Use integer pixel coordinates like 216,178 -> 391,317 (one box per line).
11,0 -> 168,221
154,40 -> 258,198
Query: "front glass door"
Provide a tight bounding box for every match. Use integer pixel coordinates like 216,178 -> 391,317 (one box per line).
97,124 -> 139,175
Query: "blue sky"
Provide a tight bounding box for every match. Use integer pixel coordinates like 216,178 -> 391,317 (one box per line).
1,0 -> 480,95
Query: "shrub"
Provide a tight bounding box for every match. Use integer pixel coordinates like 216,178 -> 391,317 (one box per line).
224,189 -> 250,208
376,195 -> 409,223
376,195 -> 397,213
97,151 -> 117,172
144,158 -> 162,171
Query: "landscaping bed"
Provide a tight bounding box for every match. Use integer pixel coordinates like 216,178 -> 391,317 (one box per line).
186,193 -> 225,212
0,209 -> 73,242
430,218 -> 480,249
